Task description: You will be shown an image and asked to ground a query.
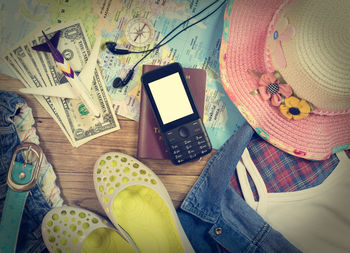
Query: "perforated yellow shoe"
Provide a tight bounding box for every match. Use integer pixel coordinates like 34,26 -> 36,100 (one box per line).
93,152 -> 194,253
41,206 -> 136,253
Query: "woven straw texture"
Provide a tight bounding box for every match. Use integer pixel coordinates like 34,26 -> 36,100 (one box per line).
219,0 -> 350,160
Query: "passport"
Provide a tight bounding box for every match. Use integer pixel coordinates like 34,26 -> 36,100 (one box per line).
137,65 -> 207,159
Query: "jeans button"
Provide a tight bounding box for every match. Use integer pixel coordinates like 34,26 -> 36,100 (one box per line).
215,227 -> 222,235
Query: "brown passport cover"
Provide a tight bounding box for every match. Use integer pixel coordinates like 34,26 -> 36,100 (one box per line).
137,65 -> 207,159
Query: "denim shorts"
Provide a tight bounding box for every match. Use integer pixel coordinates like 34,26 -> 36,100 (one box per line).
177,122 -> 301,253
0,91 -> 51,253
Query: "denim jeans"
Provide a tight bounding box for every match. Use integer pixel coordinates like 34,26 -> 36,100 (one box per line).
177,122 -> 300,253
0,91 -> 51,253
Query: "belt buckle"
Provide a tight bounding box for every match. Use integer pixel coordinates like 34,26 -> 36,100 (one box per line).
7,143 -> 43,192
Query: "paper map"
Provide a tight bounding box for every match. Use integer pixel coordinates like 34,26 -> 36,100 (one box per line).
0,0 -> 245,149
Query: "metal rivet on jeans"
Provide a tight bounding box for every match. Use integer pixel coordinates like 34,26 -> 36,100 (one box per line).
215,227 -> 222,235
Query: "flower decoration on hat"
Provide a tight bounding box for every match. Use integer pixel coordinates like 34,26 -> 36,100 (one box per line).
250,70 -> 313,120
257,72 -> 292,106
280,96 -> 311,120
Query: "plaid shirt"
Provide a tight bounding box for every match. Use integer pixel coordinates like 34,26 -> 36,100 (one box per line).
230,134 -> 346,200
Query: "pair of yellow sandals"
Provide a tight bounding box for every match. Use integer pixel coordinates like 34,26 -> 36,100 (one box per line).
41,152 -> 194,253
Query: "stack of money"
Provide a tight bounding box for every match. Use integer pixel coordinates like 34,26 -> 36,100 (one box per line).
3,20 -> 120,147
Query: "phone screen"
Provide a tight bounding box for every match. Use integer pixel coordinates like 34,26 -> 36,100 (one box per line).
148,72 -> 194,125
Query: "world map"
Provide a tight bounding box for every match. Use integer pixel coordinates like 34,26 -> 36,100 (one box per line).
0,0 -> 244,149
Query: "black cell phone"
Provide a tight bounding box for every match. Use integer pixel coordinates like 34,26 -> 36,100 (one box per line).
141,62 -> 212,165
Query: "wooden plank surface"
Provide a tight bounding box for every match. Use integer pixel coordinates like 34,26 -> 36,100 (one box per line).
0,73 -> 214,216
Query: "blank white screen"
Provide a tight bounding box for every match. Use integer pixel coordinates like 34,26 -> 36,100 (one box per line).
148,72 -> 193,124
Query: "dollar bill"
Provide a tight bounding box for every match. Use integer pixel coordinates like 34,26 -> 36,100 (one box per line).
3,54 -> 28,85
35,20 -> 120,147
23,43 -> 75,143
5,24 -> 74,142
3,51 -> 58,126
3,26 -> 75,144
3,20 -> 120,146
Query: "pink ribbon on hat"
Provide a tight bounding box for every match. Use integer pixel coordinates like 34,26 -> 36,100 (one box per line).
273,23 -> 295,68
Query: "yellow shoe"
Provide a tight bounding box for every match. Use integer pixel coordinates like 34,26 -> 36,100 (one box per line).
93,152 -> 194,253
41,206 -> 136,253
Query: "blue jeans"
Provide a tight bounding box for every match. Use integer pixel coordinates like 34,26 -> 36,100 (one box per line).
0,91 -> 51,253
177,122 -> 300,252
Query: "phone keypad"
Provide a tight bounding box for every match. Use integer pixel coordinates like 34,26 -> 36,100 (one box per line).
165,120 -> 211,164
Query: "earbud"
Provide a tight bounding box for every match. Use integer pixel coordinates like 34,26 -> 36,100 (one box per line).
105,42 -> 131,55
112,77 -> 124,88
112,69 -> 135,88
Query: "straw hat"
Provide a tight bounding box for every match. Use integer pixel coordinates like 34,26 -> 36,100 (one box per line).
219,0 -> 350,160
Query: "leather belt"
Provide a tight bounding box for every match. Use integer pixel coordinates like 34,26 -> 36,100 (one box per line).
0,143 -> 43,253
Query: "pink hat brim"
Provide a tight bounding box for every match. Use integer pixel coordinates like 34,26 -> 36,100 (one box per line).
219,0 -> 350,160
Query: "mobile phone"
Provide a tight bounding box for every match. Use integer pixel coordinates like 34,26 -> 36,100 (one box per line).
141,62 -> 212,165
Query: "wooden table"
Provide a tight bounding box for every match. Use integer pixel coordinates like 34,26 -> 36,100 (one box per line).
0,73 -> 214,216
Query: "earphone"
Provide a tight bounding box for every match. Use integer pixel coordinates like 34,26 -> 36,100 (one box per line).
105,0 -> 226,88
